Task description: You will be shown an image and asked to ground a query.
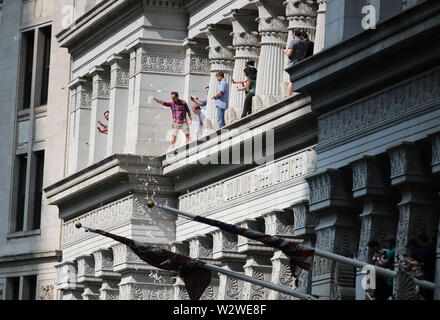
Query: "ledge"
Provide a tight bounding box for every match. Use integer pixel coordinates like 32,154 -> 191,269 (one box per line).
7,229 -> 41,240
0,250 -> 62,266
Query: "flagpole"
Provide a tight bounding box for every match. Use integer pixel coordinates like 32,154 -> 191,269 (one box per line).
75,223 -> 317,300
201,263 -> 317,300
150,202 -> 437,291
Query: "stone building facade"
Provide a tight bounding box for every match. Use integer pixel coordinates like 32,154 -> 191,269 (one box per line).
0,0 -> 439,300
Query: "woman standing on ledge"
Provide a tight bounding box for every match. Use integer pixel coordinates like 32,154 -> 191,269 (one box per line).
232,66 -> 257,118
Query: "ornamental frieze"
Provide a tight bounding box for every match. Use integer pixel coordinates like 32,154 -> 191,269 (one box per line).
318,70 -> 440,145
137,54 -> 185,74
179,148 -> 316,214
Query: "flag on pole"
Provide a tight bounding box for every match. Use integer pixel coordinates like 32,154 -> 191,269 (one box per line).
191,215 -> 315,277
75,223 -> 211,300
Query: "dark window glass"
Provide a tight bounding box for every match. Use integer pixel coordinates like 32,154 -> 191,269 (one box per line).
22,275 -> 37,300
15,155 -> 28,232
32,151 -> 44,230
39,27 -> 51,106
22,31 -> 35,110
7,277 -> 20,300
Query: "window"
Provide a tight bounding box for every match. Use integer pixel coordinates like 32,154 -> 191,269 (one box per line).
15,154 -> 28,232
39,27 -> 51,106
5,277 -> 20,300
22,276 -> 37,300
31,151 -> 44,230
22,30 -> 35,110
5,276 -> 37,300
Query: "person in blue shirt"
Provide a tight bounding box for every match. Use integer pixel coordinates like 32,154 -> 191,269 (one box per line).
211,71 -> 229,128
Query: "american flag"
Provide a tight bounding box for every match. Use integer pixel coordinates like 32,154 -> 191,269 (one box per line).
83,227 -> 211,300
193,215 -> 315,277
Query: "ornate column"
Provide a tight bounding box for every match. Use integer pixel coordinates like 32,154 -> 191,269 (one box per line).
67,77 -> 92,175
204,25 -> 235,132
292,200 -> 318,295
188,235 -> 220,300
237,219 -> 274,300
76,255 -> 102,300
93,248 -> 121,300
113,243 -> 175,300
264,210 -> 297,300
88,66 -> 110,165
171,241 -> 191,300
306,169 -> 360,300
429,132 -> 440,300
350,156 -> 398,299
55,261 -> 83,300
107,54 -> 129,156
225,9 -> 260,124
212,230 -> 247,300
254,0 -> 288,112
387,142 -> 440,295
314,0 -> 326,54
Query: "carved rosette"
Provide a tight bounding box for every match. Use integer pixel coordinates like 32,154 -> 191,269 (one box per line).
268,251 -> 297,300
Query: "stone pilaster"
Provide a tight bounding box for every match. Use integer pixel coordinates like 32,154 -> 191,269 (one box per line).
264,210 -> 297,300
226,9 -> 260,124
314,0 -> 326,54
55,261 -> 84,300
237,219 -> 274,300
387,142 -> 440,295
350,156 -> 398,299
67,77 -> 92,175
204,25 -> 235,132
212,230 -> 247,300
292,200 -> 318,295
107,54 -> 129,156
112,243 -> 175,300
93,248 -> 121,300
76,255 -> 102,300
88,66 -> 110,165
171,241 -> 191,300
254,0 -> 288,112
189,235 -> 220,300
306,169 -> 360,300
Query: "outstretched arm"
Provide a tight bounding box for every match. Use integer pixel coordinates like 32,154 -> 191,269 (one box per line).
232,79 -> 247,84
238,80 -> 251,92
153,97 -> 165,105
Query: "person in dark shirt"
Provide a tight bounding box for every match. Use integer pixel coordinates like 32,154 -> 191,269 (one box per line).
301,31 -> 315,58
284,29 -> 308,96
413,233 -> 436,299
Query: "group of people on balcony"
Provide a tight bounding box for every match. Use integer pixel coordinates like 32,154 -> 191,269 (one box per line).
364,232 -> 437,300
97,30 -> 314,150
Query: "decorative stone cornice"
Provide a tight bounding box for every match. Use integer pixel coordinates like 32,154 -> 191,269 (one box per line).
92,249 -> 120,279
263,210 -> 294,237
291,200 -> 318,238
306,169 -> 354,212
387,142 -> 430,186
189,235 -> 215,262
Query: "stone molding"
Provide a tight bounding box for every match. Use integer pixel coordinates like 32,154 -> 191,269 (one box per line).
179,148 -> 316,214
318,69 -> 440,146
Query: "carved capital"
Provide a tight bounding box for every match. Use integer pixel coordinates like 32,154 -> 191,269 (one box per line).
189,235 -> 214,261
291,200 -> 318,238
206,26 -> 234,61
306,169 -> 353,211
387,142 -> 430,186
263,209 -> 294,237
212,230 -> 245,260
